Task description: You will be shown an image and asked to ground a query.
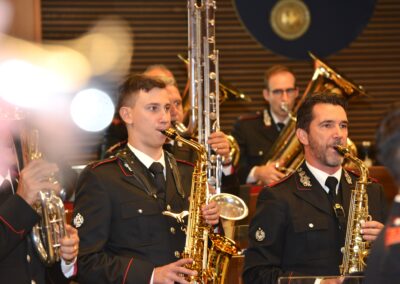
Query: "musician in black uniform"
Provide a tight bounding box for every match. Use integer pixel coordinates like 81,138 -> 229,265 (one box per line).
103,64 -> 239,195
365,105 -> 400,284
0,124 -> 79,284
73,74 -> 220,284
231,65 -> 299,185
243,93 -> 387,284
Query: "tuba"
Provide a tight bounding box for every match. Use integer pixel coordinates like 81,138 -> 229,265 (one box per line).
162,128 -> 239,283
267,53 -> 366,176
335,145 -> 371,275
21,129 -> 67,266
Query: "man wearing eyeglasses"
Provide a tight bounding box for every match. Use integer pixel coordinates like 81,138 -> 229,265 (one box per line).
231,65 -> 299,185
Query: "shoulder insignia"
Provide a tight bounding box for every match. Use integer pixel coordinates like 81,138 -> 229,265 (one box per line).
344,168 -> 378,183
263,109 -> 271,127
255,227 -> 266,242
297,167 -> 312,187
176,159 -> 195,167
73,213 -> 84,228
238,111 -> 262,121
106,140 -> 127,154
343,169 -> 353,185
91,157 -> 118,169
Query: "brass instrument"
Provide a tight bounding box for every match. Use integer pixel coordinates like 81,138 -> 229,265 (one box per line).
21,129 -> 67,266
184,0 -> 248,239
162,128 -> 239,283
335,145 -> 371,275
267,53 -> 366,176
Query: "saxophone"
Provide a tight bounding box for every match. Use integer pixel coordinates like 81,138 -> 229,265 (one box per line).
21,129 -> 67,266
334,145 -> 371,275
162,128 -> 239,284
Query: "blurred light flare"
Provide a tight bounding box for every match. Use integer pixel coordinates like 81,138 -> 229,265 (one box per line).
70,88 -> 114,132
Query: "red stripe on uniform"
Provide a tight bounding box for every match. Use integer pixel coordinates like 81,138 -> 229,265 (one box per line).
0,216 -> 25,237
122,258 -> 134,284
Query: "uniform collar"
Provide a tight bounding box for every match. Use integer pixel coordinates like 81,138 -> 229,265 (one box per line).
306,161 -> 342,194
0,170 -> 12,187
269,108 -> 290,125
127,143 -> 166,174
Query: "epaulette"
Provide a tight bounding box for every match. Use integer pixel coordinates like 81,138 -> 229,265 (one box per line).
267,171 -> 295,188
176,159 -> 195,167
345,167 -> 379,183
238,111 -> 262,121
106,140 -> 127,154
90,156 -> 118,169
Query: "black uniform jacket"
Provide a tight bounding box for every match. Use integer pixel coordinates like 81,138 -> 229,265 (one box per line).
365,196 -> 400,284
231,108 -> 281,184
73,146 -> 194,284
0,174 -> 67,284
243,163 -> 387,284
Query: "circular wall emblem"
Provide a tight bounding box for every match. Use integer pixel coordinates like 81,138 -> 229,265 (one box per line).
270,0 -> 311,40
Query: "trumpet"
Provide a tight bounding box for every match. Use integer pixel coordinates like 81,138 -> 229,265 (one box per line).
21,129 -> 67,266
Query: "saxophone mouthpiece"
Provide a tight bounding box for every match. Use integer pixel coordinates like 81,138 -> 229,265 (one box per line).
334,144 -> 349,156
161,128 -> 178,140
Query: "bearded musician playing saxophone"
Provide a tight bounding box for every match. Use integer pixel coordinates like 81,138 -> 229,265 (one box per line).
243,93 -> 386,284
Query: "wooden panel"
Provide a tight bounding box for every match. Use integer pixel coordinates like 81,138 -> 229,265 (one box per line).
41,0 -> 400,164
8,0 -> 42,41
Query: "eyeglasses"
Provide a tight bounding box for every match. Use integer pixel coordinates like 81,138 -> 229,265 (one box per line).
271,88 -> 298,96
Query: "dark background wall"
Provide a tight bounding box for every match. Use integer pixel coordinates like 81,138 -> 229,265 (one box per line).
40,0 -> 400,164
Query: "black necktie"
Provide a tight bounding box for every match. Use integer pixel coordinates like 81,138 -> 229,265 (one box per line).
277,122 -> 285,132
325,176 -> 338,202
149,162 -> 166,201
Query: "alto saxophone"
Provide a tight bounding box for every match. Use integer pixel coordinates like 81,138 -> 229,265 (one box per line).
334,145 -> 371,275
22,129 -> 67,266
162,128 -> 239,284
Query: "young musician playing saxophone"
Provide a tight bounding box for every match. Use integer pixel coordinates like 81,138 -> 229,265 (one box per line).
73,74 -> 220,284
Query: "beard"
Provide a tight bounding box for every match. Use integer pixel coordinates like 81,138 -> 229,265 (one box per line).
308,135 -> 344,168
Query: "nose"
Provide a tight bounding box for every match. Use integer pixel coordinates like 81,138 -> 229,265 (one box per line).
281,91 -> 289,101
160,107 -> 171,126
170,105 -> 178,121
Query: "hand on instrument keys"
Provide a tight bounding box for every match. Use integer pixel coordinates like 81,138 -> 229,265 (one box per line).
153,258 -> 197,284
60,225 -> 79,263
207,131 -> 230,161
202,199 -> 220,226
253,161 -> 285,185
361,220 -> 384,241
17,159 -> 60,205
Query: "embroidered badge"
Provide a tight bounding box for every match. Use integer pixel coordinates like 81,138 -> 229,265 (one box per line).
263,109 -> 271,127
297,167 -> 311,187
255,227 -> 266,241
73,213 -> 84,228
344,170 -> 352,185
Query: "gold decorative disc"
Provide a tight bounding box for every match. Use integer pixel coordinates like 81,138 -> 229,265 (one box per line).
270,0 -> 311,40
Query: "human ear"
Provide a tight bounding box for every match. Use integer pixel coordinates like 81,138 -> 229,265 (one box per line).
296,128 -> 309,146
119,107 -> 133,125
263,88 -> 270,102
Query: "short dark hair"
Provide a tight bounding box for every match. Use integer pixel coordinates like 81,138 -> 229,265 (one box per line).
264,65 -> 296,89
117,74 -> 166,111
375,103 -> 400,185
296,93 -> 348,132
